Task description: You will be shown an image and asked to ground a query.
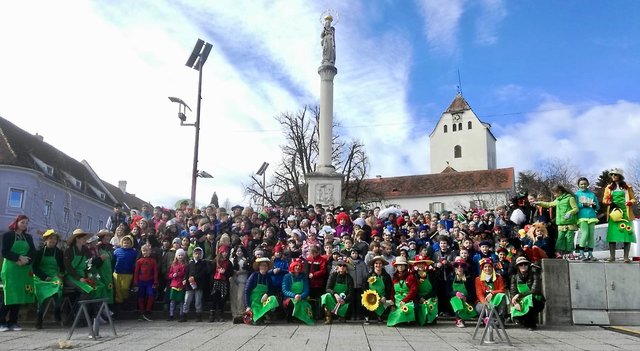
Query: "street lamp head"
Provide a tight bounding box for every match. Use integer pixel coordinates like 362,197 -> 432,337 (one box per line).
178,112 -> 187,122
197,170 -> 214,178
256,162 -> 270,176
186,39 -> 213,71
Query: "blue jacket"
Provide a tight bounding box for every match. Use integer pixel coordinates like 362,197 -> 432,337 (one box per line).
281,273 -> 310,300
575,189 -> 600,219
244,272 -> 273,308
112,247 -> 137,274
269,257 -> 289,290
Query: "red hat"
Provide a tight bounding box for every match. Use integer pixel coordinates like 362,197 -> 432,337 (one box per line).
396,216 -> 405,227
289,258 -> 304,272
479,258 -> 494,267
452,257 -> 468,268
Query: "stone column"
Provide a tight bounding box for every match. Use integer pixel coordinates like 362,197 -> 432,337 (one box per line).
317,64 -> 337,173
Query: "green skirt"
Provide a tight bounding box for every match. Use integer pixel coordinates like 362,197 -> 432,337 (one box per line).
387,302 -> 415,327
416,297 -> 438,325
170,287 -> 185,302
450,297 -> 477,320
320,293 -> 350,318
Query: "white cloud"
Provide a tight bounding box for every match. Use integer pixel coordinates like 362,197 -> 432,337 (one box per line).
475,0 -> 507,45
415,0 -> 464,55
496,100 -> 640,179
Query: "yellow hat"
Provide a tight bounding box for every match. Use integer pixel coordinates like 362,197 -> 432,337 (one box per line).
42,229 -> 59,239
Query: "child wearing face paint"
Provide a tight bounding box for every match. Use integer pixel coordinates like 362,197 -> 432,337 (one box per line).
574,177 -> 600,261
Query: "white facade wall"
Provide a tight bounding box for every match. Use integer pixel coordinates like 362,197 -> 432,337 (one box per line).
430,110 -> 496,173
369,191 -> 512,213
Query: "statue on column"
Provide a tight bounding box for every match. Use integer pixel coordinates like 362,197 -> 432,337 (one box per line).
321,15 -> 335,65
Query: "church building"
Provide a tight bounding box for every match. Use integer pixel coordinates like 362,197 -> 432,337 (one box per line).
429,92 -> 497,173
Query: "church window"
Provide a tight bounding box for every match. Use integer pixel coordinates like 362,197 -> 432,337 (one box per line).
443,125 -> 447,133
458,122 -> 462,131
454,145 -> 462,158
468,121 -> 472,129
452,124 -> 457,132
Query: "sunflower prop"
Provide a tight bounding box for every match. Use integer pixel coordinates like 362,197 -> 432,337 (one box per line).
367,276 -> 377,284
401,305 -> 409,313
262,296 -> 272,307
362,289 -> 380,311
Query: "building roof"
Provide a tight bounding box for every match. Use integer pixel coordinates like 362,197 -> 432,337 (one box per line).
445,93 -> 471,113
0,116 -> 149,209
361,167 -> 514,199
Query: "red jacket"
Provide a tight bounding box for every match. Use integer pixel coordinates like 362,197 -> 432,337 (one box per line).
305,254 -> 327,289
475,275 -> 505,304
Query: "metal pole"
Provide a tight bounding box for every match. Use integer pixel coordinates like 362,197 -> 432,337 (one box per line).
190,57 -> 203,206
262,172 -> 266,209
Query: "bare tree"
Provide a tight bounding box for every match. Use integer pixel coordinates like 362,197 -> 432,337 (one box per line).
243,105 -> 372,208
626,156 -> 640,191
517,158 -> 580,198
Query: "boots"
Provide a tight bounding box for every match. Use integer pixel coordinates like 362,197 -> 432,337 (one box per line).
178,313 -> 187,323
208,311 -> 215,323
324,308 -> 332,325
216,309 -> 224,322
196,313 -> 203,322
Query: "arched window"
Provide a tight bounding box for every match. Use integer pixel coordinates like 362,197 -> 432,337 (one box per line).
444,125 -> 448,133
454,145 -> 462,158
468,121 -> 472,129
458,122 -> 462,131
453,124 -> 457,132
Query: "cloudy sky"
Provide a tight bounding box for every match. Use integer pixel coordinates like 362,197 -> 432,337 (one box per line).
1,0 -> 639,208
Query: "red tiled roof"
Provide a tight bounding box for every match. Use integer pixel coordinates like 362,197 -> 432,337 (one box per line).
361,167 -> 514,199
445,93 -> 471,113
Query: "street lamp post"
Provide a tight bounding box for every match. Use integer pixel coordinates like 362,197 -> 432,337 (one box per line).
256,162 -> 269,208
184,39 -> 213,206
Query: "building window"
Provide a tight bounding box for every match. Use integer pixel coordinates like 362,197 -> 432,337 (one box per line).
8,188 -> 25,208
98,220 -> 104,230
87,216 -> 93,230
64,208 -> 70,224
75,212 -> 82,228
452,124 -> 457,132
443,125 -> 448,133
44,200 -> 53,218
429,202 -> 444,214
458,122 -> 462,131
468,121 -> 472,129
454,145 -> 462,158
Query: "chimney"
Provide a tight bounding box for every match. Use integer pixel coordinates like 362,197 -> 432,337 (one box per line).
34,133 -> 44,141
118,180 -> 127,193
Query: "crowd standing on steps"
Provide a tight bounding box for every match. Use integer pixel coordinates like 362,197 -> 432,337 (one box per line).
0,168 -> 636,333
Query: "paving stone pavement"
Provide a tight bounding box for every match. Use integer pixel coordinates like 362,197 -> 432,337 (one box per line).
0,320 -> 638,351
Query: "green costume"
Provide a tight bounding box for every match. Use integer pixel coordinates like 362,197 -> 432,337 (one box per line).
66,248 -> 94,294
368,275 -> 387,316
415,274 -> 438,325
539,193 -> 579,252
33,250 -> 63,306
321,280 -> 350,318
89,247 -> 114,302
290,279 -> 314,325
387,280 -> 415,327
1,234 -> 35,305
249,281 -> 278,322
510,283 -> 541,318
450,281 -> 477,320
607,190 -> 636,243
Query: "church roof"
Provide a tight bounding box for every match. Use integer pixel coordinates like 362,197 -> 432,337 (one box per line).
361,167 -> 514,199
445,93 -> 471,113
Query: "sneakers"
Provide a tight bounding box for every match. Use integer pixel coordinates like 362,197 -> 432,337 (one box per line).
455,319 -> 465,328
0,324 -> 9,332
363,317 -> 370,325
142,313 -> 152,322
483,317 -> 489,326
8,324 -> 22,331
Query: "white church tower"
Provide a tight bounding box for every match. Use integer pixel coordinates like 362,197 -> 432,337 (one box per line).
429,93 -> 497,173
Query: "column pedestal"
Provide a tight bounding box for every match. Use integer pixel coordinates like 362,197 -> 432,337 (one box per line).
306,172 -> 343,207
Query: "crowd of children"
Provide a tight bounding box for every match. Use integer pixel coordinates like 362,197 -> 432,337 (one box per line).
0,169 -> 636,332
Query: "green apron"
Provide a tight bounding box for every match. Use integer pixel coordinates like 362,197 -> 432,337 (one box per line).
250,280 -> 278,322
450,281 -> 477,320
416,275 -> 438,325
1,234 -> 35,305
511,283 -> 536,318
387,280 -> 415,326
484,281 -> 506,307
369,274 -> 387,316
607,190 -> 636,243
33,249 -> 63,305
321,279 -> 350,318
290,278 -> 314,325
66,248 -> 94,294
91,248 -> 114,303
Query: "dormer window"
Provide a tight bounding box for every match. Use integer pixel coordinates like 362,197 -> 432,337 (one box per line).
75,180 -> 82,188
31,155 -> 54,176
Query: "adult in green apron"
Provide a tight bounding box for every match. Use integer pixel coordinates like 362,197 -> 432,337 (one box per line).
0,215 -> 36,332
95,229 -> 115,304
321,258 -> 353,324
449,257 -> 477,328
64,229 -> 94,295
362,256 -> 392,325
33,229 -> 65,329
283,259 -> 314,325
510,256 -> 545,331
411,255 -> 438,326
474,258 -> 507,323
386,256 -> 417,327
86,234 -> 110,303
244,258 -> 278,324
536,185 -> 579,258
603,169 -> 636,263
